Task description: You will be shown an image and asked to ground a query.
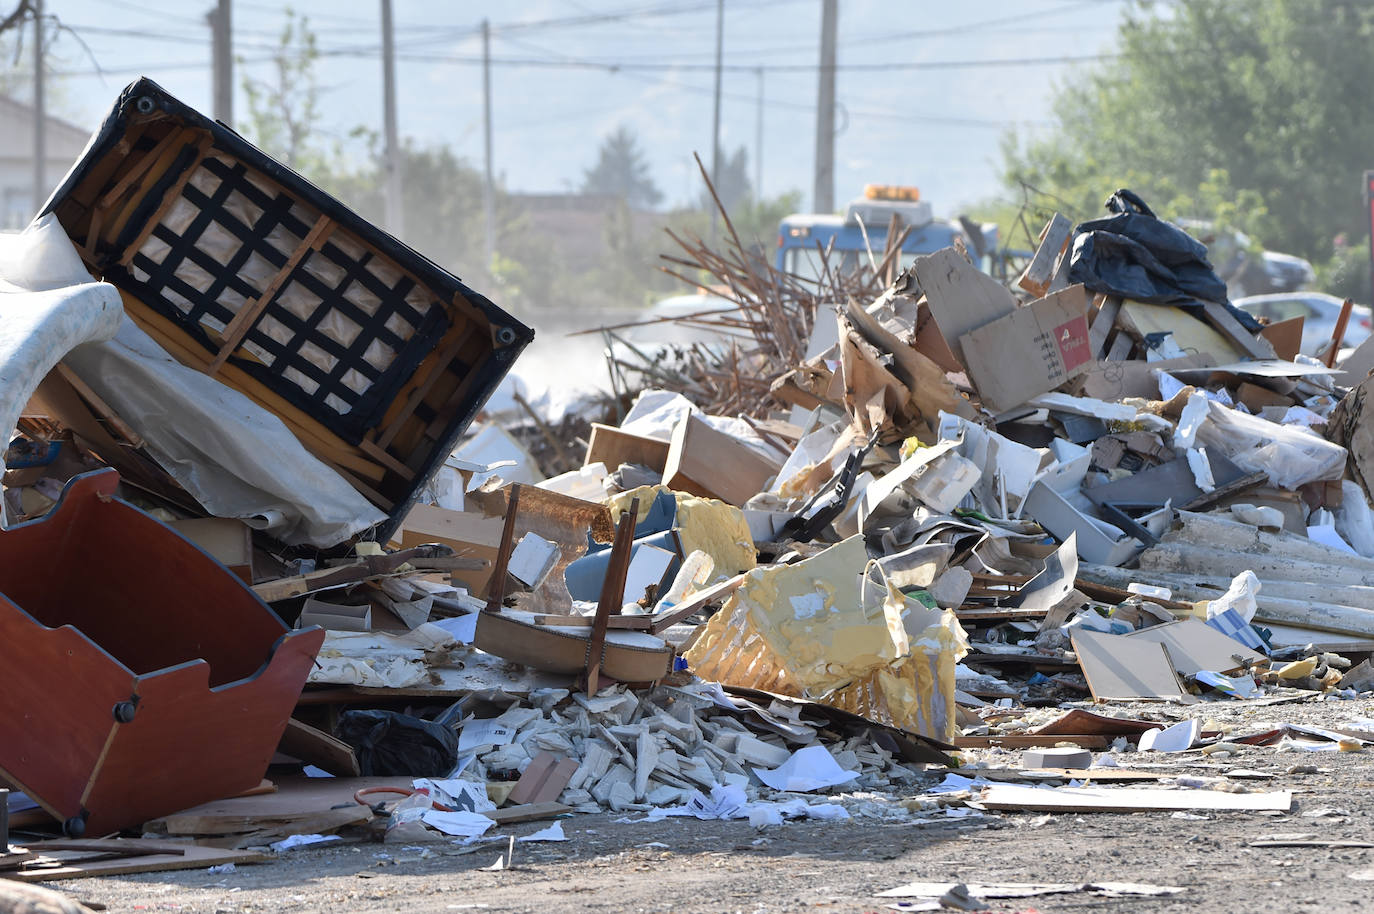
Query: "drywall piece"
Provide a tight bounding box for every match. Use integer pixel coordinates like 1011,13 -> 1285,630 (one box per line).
958,285 -> 1093,412
622,543 -> 676,604
584,423 -> 670,475
1137,719 -> 1200,752
979,783 -> 1291,813
1021,747 -> 1091,770
663,413 -> 781,506
508,532 -> 559,588
911,246 -> 1018,365
1122,618 -> 1265,675
1069,629 -> 1186,701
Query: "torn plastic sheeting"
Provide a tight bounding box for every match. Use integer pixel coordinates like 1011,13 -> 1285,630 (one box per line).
1193,398 -> 1345,490
684,536 -> 967,741
0,214 -> 123,510
65,316 -> 387,547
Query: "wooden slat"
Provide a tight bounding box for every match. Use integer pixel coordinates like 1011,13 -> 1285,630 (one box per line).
207,214 -> 336,375
116,133 -> 214,266
375,320 -> 478,450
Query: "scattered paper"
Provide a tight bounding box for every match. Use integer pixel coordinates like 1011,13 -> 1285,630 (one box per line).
752,745 -> 859,792
414,777 -> 495,813
458,719 -> 516,754
270,834 -> 344,852
421,809 -> 495,839
1194,670 -> 1263,698
518,822 -> 567,842
1139,719 -> 1200,752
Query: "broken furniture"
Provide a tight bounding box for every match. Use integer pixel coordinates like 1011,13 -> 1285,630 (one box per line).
42,77 -> 533,540
0,470 -> 323,836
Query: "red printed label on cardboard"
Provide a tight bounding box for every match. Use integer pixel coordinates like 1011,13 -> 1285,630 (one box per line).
1053,315 -> 1092,371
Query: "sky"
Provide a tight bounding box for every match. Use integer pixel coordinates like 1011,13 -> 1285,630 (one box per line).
18,0 -> 1129,223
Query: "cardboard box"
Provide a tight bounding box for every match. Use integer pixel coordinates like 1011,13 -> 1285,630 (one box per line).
958,285 -> 1093,412
662,414 -> 781,506
398,504 -> 504,594
584,423 -> 670,475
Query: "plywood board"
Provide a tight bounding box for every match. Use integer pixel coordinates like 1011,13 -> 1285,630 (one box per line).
1119,301 -> 1241,361
1122,617 -> 1264,675
1069,629 -> 1186,700
959,285 -> 1092,412
1017,213 -> 1074,298
979,783 -> 1291,813
3,844 -> 266,882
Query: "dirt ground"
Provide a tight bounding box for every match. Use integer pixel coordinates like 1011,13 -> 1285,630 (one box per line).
25,696 -> 1374,914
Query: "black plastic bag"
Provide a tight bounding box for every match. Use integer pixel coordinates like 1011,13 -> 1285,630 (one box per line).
336,709 -> 459,777
1067,188 -> 1229,306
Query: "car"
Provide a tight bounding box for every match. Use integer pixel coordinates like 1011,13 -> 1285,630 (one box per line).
1234,291 -> 1372,356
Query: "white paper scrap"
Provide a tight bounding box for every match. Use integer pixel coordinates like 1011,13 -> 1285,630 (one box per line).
1138,719 -> 1200,752
458,719 -> 516,754
270,834 -> 344,852
752,745 -> 859,792
421,809 -> 495,839
517,821 -> 567,842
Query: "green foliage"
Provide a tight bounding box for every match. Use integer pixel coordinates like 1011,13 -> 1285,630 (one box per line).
240,9 -> 336,175
1002,0 -> 1374,270
1315,235 -> 1373,304
581,125 -> 663,210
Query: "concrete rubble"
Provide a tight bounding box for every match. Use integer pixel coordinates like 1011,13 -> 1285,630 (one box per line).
3,83 -> 1374,892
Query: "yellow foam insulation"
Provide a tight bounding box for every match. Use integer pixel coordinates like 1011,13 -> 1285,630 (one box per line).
608,485 -> 756,582
684,535 -> 967,741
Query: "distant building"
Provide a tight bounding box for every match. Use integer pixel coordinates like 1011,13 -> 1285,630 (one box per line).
509,192 -> 660,265
0,95 -> 92,229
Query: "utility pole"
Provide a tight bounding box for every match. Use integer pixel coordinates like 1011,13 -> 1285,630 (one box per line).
754,67 -> 763,200
208,0 -> 233,127
32,0 -> 44,216
812,0 -> 837,214
380,0 -> 404,238
708,0 -> 723,239
482,18 -> 495,272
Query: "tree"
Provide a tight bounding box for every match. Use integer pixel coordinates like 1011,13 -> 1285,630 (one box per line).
1001,0 -> 1374,266
240,9 -> 332,175
581,125 -> 663,210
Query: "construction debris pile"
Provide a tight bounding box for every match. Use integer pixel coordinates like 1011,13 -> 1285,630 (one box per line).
5,80 -> 1374,888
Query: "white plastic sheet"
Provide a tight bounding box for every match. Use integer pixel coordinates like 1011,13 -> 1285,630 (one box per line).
0,214 -> 387,546
0,215 -> 124,516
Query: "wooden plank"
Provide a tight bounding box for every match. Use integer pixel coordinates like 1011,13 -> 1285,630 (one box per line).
208,806 -> 372,849
482,802 -> 569,824
54,364 -> 144,446
953,735 -> 1114,749
979,783 -> 1292,813
1016,213 -> 1073,298
1087,295 -> 1122,359
945,767 -> 1165,783
1200,300 -> 1277,360
375,321 -> 478,450
586,502 -> 638,694
1326,298 -> 1355,367
484,484 -> 522,611
208,214 -> 336,374
662,413 -> 781,507
277,719 -> 361,778
528,614 -> 650,630
116,134 -> 214,267
3,845 -> 266,882
648,572 -> 748,634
